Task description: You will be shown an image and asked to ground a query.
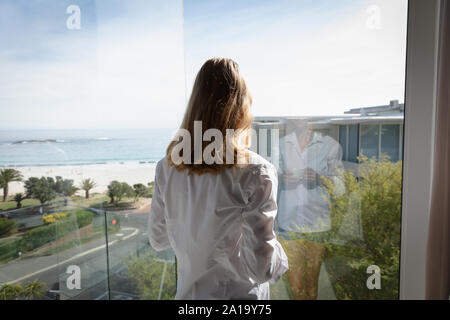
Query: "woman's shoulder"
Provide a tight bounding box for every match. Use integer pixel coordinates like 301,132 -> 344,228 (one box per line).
155,152 -> 277,183
234,151 -> 278,201
154,156 -> 170,182
155,157 -> 166,172
246,151 -> 276,171
233,151 -> 277,182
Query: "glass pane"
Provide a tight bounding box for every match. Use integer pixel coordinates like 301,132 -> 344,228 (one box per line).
381,124 -> 400,162
348,124 -> 359,163
185,0 -> 406,300
89,0 -> 182,300
0,0 -> 182,300
54,203 -> 110,300
0,199 -> 109,300
1,0 -> 407,301
360,125 -> 380,160
0,204 -> 60,300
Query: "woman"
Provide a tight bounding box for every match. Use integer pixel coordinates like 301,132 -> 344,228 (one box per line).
277,119 -> 344,300
148,58 -> 288,300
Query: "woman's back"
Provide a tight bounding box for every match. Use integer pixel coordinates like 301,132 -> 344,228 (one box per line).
148,151 -> 288,299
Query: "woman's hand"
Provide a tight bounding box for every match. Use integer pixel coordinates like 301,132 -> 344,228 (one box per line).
282,170 -> 301,184
302,168 -> 322,189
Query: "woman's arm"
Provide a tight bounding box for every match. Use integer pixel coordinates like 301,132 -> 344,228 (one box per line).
240,164 -> 289,284
148,161 -> 171,251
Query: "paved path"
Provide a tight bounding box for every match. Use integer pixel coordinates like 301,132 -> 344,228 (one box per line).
0,226 -> 139,285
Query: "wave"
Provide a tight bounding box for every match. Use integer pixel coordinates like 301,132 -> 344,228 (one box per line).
0,161 -> 108,168
0,159 -> 158,168
4,137 -> 115,145
12,139 -> 56,144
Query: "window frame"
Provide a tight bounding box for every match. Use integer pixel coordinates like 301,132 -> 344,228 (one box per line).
400,0 -> 441,300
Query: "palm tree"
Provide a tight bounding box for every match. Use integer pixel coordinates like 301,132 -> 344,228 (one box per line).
79,178 -> 96,199
14,193 -> 26,209
0,169 -> 23,202
21,280 -> 46,300
0,284 -> 23,300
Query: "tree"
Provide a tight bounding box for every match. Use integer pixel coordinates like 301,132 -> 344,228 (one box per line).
133,183 -> 148,202
21,280 -> 46,300
14,193 -> 26,209
0,280 -> 46,300
321,154 -> 402,299
24,177 -> 56,204
54,176 -> 78,197
79,178 -> 96,199
107,181 -> 134,204
0,284 -> 22,300
147,181 -> 155,197
125,249 -> 176,300
0,218 -> 17,238
0,169 -> 23,202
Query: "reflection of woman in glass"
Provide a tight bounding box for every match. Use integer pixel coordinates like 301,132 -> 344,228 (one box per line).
277,119 -> 344,300
148,58 -> 288,299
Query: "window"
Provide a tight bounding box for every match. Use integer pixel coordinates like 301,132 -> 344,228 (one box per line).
348,125 -> 359,163
381,124 -> 400,162
185,0 -> 407,300
339,124 -> 360,163
360,125 -> 380,160
357,124 -> 402,162
0,0 -> 408,300
0,0 -> 182,300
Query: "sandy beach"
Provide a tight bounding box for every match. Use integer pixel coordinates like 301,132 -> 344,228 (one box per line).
7,162 -> 157,196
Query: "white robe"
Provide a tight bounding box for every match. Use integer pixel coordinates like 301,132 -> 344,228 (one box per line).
148,151 -> 288,300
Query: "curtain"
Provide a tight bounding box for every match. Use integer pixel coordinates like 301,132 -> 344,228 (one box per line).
425,0 -> 450,300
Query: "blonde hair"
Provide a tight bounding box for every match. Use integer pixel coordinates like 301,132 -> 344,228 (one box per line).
166,58 -> 253,175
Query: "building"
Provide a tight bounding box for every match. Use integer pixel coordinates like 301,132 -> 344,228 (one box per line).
252,100 -> 404,172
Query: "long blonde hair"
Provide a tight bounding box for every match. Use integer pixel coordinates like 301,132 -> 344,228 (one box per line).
166,58 -> 253,175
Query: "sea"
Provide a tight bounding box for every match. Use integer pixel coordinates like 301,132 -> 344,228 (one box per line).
0,129 -> 175,167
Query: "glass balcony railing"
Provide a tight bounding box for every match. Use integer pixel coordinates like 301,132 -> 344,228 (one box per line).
0,0 -> 407,300
1,116 -> 402,300
0,198 -> 175,300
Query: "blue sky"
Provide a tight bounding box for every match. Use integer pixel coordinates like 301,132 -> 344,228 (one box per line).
0,0 -> 407,130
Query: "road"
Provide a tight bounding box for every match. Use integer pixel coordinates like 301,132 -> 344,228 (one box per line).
0,208 -> 172,300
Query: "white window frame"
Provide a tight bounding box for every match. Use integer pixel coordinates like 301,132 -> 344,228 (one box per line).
400,0 -> 441,300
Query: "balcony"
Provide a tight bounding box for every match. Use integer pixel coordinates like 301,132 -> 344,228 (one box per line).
1,111 -> 403,300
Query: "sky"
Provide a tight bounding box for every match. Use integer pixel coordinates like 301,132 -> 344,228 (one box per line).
0,0 -> 408,130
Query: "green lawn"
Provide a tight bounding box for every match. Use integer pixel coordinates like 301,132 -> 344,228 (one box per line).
72,193 -> 148,210
1,192 -> 147,213
0,199 -> 40,211
71,193 -> 110,208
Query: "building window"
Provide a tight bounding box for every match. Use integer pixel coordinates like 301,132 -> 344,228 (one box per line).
360,124 -> 380,160
381,124 -> 400,162
348,124 -> 359,162
339,124 -> 360,163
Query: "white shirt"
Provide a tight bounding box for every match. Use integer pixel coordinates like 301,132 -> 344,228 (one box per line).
148,151 -> 289,300
277,132 -> 344,233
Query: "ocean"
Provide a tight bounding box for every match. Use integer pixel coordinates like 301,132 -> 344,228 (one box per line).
0,128 -> 175,167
